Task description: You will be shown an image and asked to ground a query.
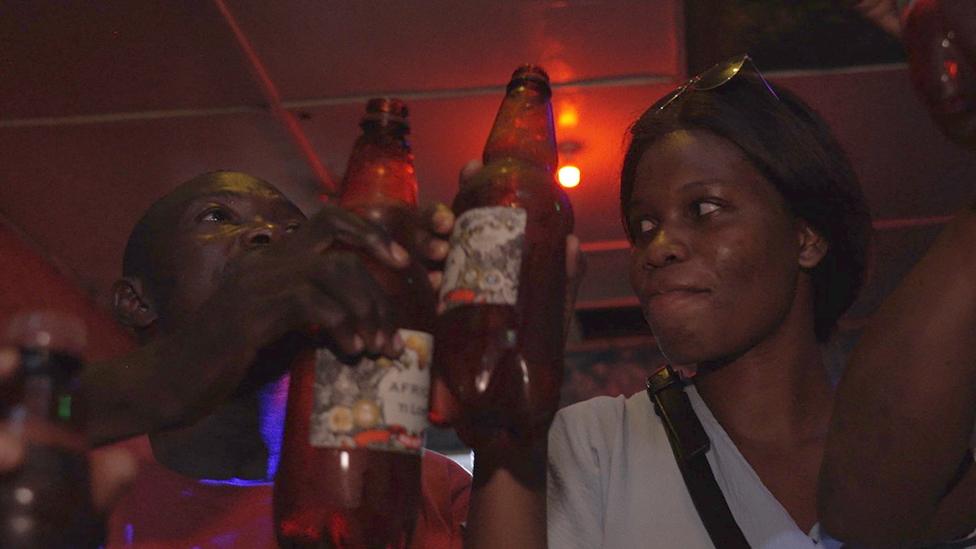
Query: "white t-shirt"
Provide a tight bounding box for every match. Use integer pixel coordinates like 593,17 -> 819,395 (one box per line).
548,386 -> 840,549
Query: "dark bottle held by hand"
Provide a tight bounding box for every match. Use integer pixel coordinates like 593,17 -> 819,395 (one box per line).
275,98 -> 436,549
431,65 -> 574,450
0,311 -> 103,548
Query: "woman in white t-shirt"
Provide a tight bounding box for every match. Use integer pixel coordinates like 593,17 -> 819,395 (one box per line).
465,56 -> 976,548
545,57 -> 872,549
465,56 -> 871,548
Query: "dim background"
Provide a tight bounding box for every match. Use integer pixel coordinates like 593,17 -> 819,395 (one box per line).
2,1 -> 974,463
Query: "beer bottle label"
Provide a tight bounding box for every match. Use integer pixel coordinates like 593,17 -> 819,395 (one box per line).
309,329 -> 432,454
440,206 -> 527,310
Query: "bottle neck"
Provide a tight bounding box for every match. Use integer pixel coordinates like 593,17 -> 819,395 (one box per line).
339,130 -> 418,209
483,81 -> 558,173
16,347 -> 84,426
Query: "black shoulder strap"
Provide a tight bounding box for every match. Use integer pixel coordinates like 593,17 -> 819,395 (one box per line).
647,366 -> 751,549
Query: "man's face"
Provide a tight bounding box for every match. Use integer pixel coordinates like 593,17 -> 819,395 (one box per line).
143,172 -> 306,330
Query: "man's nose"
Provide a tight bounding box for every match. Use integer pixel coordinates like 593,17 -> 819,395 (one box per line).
241,222 -> 281,249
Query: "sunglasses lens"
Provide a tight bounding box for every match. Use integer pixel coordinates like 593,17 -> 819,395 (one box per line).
654,54 -> 775,114
694,56 -> 749,91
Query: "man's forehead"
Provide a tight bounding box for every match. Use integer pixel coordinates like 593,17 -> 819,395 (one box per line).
175,174 -> 285,204
157,173 -> 293,215
123,172 -> 299,277
135,172 -> 301,237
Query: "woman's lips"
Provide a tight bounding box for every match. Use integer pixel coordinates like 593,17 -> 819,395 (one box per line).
645,288 -> 711,314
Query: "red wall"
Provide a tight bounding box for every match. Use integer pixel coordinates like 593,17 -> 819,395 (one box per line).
0,217 -> 133,362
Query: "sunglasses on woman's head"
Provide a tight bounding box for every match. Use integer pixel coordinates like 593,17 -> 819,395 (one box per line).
656,54 -> 779,112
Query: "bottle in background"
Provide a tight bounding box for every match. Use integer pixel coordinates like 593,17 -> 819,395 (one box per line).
902,0 -> 976,147
0,310 -> 103,548
275,98 -> 435,549
431,65 -> 574,450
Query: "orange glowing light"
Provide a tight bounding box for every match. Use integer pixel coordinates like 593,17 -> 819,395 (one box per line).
558,165 -> 581,188
945,60 -> 959,80
557,107 -> 579,129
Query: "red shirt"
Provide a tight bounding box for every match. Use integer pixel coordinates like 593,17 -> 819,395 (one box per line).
108,437 -> 470,548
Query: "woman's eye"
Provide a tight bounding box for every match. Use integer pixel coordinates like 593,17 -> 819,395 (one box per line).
638,219 -> 657,234
200,209 -> 230,223
285,223 -> 301,233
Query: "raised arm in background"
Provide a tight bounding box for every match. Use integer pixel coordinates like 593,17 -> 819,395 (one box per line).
820,1 -> 976,545
819,207 -> 976,545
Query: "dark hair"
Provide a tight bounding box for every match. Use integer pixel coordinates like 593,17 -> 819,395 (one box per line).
122,212 -> 156,280
620,73 -> 872,342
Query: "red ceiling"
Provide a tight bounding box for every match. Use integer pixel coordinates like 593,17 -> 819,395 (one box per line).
1,3 -> 259,117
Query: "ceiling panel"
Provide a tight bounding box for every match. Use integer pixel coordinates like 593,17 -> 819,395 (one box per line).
0,2 -> 261,118
231,0 -> 681,100
1,1 -> 681,120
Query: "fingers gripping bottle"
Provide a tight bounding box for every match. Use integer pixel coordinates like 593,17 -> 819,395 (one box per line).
0,311 -> 103,548
431,65 -> 574,450
275,99 -> 436,549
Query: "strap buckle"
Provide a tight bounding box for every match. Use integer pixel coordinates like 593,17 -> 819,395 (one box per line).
646,364 -> 681,395
646,365 -> 709,461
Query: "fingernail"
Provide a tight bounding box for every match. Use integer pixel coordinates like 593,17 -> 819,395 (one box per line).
566,234 -> 579,251
461,159 -> 482,180
428,271 -> 443,291
0,432 -> 24,471
392,332 -> 405,353
432,209 -> 453,233
391,243 -> 409,265
374,331 -> 387,350
0,348 -> 18,380
430,239 -> 450,257
352,335 -> 365,353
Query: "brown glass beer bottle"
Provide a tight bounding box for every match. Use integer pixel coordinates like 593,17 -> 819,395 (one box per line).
431,65 -> 573,450
0,311 -> 103,548
275,98 -> 436,549
902,0 -> 976,147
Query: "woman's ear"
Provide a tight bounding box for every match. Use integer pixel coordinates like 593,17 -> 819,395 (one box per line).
111,278 -> 158,329
797,222 -> 829,269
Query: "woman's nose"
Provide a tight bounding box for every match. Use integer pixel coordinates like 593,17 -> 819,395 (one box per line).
642,228 -> 688,268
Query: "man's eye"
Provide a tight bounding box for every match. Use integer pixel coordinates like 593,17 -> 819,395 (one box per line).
200,209 -> 230,223
638,219 -> 657,234
695,201 -> 721,217
285,223 -> 301,233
